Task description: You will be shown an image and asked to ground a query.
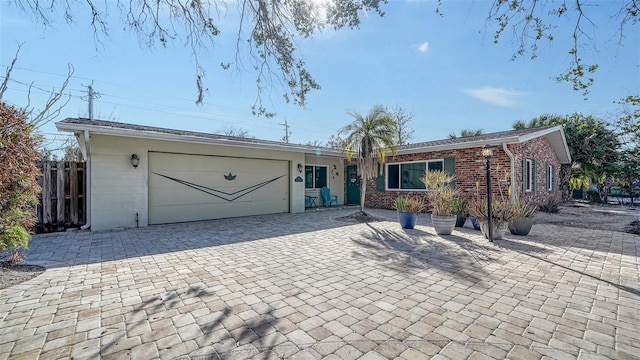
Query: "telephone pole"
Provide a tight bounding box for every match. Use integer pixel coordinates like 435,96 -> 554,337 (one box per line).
279,118 -> 290,143
85,82 -> 100,121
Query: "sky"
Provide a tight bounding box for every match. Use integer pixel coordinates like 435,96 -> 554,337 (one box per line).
1,0 -> 638,153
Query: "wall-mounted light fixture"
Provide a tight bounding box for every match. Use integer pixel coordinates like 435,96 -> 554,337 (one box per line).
297,163 -> 303,173
131,154 -> 140,168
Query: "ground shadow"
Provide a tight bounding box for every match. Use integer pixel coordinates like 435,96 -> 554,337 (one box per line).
24,209 -> 373,268
351,223 -> 497,285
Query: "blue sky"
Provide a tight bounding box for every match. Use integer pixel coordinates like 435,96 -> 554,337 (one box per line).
1,1 -> 638,151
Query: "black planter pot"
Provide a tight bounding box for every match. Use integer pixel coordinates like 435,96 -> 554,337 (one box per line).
509,217 -> 534,236
454,213 -> 467,227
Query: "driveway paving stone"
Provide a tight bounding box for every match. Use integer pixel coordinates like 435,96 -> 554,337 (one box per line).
1,208 -> 639,359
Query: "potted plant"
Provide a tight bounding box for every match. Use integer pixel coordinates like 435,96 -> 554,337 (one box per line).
508,196 -> 537,235
421,170 -> 458,235
469,197 -> 518,240
393,195 -> 425,229
452,196 -> 469,227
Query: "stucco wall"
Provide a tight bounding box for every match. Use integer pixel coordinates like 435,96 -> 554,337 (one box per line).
88,134 -> 308,231
364,138 -> 562,210
303,154 -> 345,206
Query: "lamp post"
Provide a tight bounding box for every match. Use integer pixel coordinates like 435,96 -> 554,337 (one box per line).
482,144 -> 494,242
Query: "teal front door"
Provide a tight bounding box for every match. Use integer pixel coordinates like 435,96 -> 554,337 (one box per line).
346,165 -> 360,205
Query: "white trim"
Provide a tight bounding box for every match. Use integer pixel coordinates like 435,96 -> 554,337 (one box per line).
546,164 -> 554,191
395,125 -> 571,165
56,121 -> 343,156
524,159 -> 533,192
385,159 -> 444,191
305,164 -> 328,189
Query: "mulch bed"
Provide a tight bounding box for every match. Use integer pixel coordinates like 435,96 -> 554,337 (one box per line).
335,211 -> 384,223
0,263 -> 45,289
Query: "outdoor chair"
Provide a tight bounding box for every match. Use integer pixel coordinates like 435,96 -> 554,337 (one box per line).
320,187 -> 338,207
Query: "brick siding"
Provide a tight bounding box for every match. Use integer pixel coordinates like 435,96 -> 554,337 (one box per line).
364,137 -> 562,210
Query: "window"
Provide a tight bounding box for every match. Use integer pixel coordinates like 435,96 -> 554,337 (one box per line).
546,164 -> 554,191
524,159 -> 533,192
305,165 -> 327,189
387,160 -> 443,190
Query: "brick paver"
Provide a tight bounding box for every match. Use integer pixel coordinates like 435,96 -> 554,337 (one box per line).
1,208 -> 639,359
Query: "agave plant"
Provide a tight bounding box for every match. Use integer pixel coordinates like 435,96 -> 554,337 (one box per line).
393,196 -> 426,213
468,196 -> 518,225
421,170 -> 458,216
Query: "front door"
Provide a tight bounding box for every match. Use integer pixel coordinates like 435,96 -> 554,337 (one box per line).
346,165 -> 360,205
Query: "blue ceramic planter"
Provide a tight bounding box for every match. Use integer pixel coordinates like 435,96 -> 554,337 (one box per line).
470,215 -> 481,230
397,212 -> 418,229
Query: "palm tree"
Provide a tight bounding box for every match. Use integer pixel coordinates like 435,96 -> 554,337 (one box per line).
512,114 -> 565,129
340,105 -> 397,212
448,129 -> 484,139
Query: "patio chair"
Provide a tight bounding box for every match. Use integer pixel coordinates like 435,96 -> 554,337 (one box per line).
320,187 -> 338,207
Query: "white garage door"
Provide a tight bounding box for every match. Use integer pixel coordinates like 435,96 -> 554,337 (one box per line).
148,152 -> 289,224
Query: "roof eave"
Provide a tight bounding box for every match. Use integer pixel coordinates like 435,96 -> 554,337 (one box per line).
55,121 -> 343,157
396,136 -> 522,155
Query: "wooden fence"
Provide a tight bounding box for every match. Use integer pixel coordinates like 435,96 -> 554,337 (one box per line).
36,161 -> 86,233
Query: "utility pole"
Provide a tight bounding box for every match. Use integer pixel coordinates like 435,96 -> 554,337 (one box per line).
85,82 -> 100,121
279,118 -> 290,143
87,82 -> 95,120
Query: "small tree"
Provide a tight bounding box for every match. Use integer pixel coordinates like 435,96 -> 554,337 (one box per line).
340,105 -> 396,212
0,102 -> 41,265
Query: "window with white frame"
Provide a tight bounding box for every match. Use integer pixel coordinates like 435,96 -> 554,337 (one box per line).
546,164 -> 554,191
305,165 -> 327,189
524,159 -> 533,192
387,160 -> 443,190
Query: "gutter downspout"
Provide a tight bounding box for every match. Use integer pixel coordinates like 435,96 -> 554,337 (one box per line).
502,142 -> 515,203
80,130 -> 91,230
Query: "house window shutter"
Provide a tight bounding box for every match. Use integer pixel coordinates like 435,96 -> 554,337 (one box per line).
376,163 -> 385,191
444,157 -> 456,188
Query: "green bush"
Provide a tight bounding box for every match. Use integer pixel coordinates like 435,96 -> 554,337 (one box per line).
0,102 -> 41,265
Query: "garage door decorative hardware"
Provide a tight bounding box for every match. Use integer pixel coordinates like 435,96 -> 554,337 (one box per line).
224,172 -> 237,181
153,172 -> 285,202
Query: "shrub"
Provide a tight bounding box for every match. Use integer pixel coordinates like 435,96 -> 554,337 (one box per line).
393,195 -> 425,213
0,102 -> 41,265
421,170 -> 458,216
452,196 -> 469,217
513,196 -> 537,218
468,197 -> 518,225
539,196 -> 561,213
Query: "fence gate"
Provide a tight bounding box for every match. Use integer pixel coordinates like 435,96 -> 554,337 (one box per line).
36,161 -> 86,233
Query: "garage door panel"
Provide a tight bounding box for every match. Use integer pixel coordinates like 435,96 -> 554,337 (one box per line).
149,152 -> 289,224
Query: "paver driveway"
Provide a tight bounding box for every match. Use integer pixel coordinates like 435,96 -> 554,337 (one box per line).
1,208 -> 639,359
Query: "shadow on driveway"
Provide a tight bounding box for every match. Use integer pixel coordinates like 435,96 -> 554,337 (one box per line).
350,223 -> 502,285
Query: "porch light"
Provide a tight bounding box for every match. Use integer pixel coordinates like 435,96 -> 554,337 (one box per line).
297,163 -> 303,173
131,154 -> 140,168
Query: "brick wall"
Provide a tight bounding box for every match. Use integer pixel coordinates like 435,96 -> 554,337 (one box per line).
364,137 -> 562,210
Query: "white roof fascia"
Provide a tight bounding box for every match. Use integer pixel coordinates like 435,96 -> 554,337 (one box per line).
396,126 -> 572,164
395,136 -> 521,155
56,121 -> 342,157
